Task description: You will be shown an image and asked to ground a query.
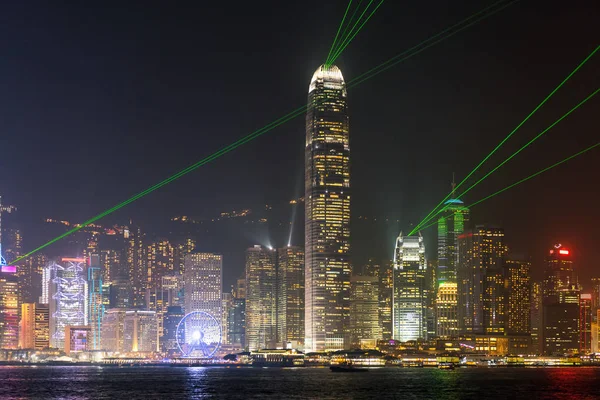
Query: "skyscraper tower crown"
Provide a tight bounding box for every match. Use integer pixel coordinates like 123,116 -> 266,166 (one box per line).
309,64 -> 346,93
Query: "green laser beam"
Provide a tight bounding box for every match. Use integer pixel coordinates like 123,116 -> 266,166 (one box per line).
346,0 -> 515,87
415,86 -> 600,230
326,0 -> 354,66
328,0 -> 369,65
326,0 -> 377,66
327,0 -> 385,66
11,0 -> 520,264
409,43 -> 600,235
333,0 -> 366,64
13,103 -> 310,263
419,142 -> 600,231
332,0 -> 375,61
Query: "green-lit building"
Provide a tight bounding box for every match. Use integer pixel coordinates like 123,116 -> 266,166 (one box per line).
437,198 -> 470,284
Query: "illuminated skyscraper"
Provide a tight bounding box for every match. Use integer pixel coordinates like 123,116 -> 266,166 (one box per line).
101,308 -> 127,352
174,237 -> 196,275
393,234 -> 427,341
530,281 -> 543,354
362,260 -> 394,340
278,246 -> 304,347
506,258 -> 531,334
22,253 -> 48,304
543,244 -> 575,303
87,255 -> 104,350
580,294 -> 592,354
126,224 -> 146,307
305,65 -> 351,352
591,277 -> 600,316
226,278 -> 246,347
123,310 -> 158,352
110,275 -> 132,308
99,249 -> 121,283
48,258 -> 87,349
542,244 -> 580,355
349,275 -> 381,348
437,186 -> 470,284
184,253 -> 222,322
0,265 -> 19,349
19,303 -> 49,350
245,245 -> 277,351
457,226 -> 507,334
147,239 -> 175,290
436,282 -> 458,338
162,306 -> 184,351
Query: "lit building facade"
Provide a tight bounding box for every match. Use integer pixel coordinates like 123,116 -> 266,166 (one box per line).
278,246 -> 304,346
0,265 -> 19,349
245,245 -> 277,351
20,253 -> 48,305
125,224 -> 146,307
530,282 -> 543,354
184,253 -> 222,321
506,258 -> 531,334
591,277 -> 600,316
543,244 -> 575,302
110,275 -> 132,308
99,249 -> 121,283
87,255 -> 104,350
19,303 -> 49,350
542,245 -> 580,355
305,64 -> 351,352
580,294 -> 592,354
101,308 -> 127,352
123,310 -> 158,353
393,234 -> 427,341
349,275 -> 381,348
48,258 -> 87,349
457,226 -> 507,334
360,261 -> 393,340
147,274 -> 184,346
147,239 -> 175,290
162,306 -> 184,352
227,297 -> 246,347
64,325 -> 91,355
543,285 -> 580,355
436,282 -> 458,338
437,197 -> 469,283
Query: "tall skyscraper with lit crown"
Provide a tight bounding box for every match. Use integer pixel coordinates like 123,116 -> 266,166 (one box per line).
437,181 -> 470,284
305,64 -> 351,352
393,233 -> 427,341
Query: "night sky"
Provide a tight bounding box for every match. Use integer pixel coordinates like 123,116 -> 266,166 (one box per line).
1,0 -> 598,287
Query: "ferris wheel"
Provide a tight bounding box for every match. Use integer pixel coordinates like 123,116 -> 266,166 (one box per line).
176,311 -> 222,358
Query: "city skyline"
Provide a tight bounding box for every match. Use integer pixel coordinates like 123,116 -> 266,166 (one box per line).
0,1 -> 598,289
0,0 -> 599,378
